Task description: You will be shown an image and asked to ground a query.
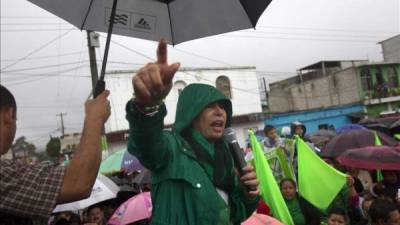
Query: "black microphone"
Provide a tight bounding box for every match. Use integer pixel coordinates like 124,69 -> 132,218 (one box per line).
223,127 -> 247,176
224,127 -> 257,192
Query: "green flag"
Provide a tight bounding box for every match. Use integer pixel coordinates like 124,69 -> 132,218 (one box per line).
374,131 -> 382,146
249,130 -> 294,225
395,134 -> 400,140
276,148 -> 296,181
296,136 -> 347,210
374,132 -> 384,182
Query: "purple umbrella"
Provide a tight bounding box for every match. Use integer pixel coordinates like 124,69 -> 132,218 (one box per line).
337,146 -> 400,170
336,124 -> 366,134
100,149 -> 144,174
322,129 -> 399,158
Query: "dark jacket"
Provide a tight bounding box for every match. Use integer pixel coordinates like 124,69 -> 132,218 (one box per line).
298,195 -> 321,225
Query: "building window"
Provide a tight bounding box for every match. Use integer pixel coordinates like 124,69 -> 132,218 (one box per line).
387,66 -> 399,88
216,76 -> 232,99
173,80 -> 187,96
360,68 -> 372,91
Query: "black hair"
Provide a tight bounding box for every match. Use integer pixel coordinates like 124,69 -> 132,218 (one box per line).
369,199 -> 398,223
328,207 -> 346,218
0,85 -> 16,117
87,203 -> 103,214
279,178 -> 297,189
264,125 -> 275,134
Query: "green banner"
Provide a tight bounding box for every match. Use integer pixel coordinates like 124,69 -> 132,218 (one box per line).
297,136 -> 347,210
249,130 -> 294,225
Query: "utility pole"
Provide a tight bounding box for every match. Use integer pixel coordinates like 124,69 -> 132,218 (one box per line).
56,113 -> 67,136
262,77 -> 269,111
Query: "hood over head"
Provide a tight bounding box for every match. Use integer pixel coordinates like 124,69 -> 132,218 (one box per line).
173,83 -> 232,134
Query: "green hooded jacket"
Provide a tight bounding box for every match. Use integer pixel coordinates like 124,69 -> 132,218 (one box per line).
126,83 -> 259,225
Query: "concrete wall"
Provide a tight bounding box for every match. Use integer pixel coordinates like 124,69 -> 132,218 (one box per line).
268,80 -> 293,113
381,35 -> 400,63
268,68 -> 361,113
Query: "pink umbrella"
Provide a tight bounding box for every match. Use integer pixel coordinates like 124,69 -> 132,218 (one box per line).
108,192 -> 152,225
242,213 -> 284,225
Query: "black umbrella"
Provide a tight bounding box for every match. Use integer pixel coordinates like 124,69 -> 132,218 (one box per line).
309,129 -> 336,147
27,0 -> 272,95
322,129 -> 399,158
390,120 -> 400,134
337,146 -> 400,170
364,123 -> 391,135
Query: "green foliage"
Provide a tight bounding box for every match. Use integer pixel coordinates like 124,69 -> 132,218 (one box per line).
11,136 -> 36,156
46,137 -> 61,158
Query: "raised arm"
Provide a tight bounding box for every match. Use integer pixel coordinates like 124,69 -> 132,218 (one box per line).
57,90 -> 111,203
126,39 -> 180,171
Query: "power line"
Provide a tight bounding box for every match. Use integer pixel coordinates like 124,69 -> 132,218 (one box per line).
257,25 -> 398,34
0,16 -> 58,19
102,37 -> 281,95
6,76 -> 50,86
241,29 -> 388,39
1,22 -> 71,26
3,64 -> 89,78
1,51 -> 84,61
3,65 -> 89,86
0,29 -> 74,71
104,35 -> 294,77
0,28 -> 76,32
2,61 -> 89,73
222,34 -> 379,43
172,48 -> 234,66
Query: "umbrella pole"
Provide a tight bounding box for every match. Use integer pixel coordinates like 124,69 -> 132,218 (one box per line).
93,0 -> 118,98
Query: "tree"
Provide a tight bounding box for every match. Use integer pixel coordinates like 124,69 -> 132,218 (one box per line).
46,137 -> 61,159
11,136 -> 36,157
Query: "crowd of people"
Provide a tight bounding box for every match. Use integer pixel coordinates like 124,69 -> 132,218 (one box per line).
254,121 -> 400,225
1,39 -> 399,225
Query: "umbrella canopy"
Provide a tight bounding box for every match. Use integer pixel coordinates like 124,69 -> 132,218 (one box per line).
358,117 -> 381,125
337,146 -> 400,170
241,213 -> 284,225
390,120 -> 400,134
336,124 -> 366,135
27,0 -> 272,96
100,149 -> 143,174
322,130 -> 399,158
27,0 -> 272,45
312,129 -> 336,137
108,192 -> 152,225
363,123 -> 390,135
309,129 -> 336,148
309,129 -> 336,145
53,174 -> 120,213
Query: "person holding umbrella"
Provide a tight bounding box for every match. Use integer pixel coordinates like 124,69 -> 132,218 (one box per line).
125,39 -> 260,225
0,85 -> 111,225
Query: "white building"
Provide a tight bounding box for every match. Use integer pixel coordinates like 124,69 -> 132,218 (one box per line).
60,133 -> 81,159
104,66 -> 264,150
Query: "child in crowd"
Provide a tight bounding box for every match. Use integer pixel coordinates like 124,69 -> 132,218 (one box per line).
327,207 -> 347,225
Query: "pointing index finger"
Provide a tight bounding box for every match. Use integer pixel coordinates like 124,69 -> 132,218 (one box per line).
157,38 -> 167,65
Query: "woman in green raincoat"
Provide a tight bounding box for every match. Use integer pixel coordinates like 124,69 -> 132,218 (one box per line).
125,40 -> 260,225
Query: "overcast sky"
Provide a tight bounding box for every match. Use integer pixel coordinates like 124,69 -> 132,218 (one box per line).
1,0 -> 399,150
